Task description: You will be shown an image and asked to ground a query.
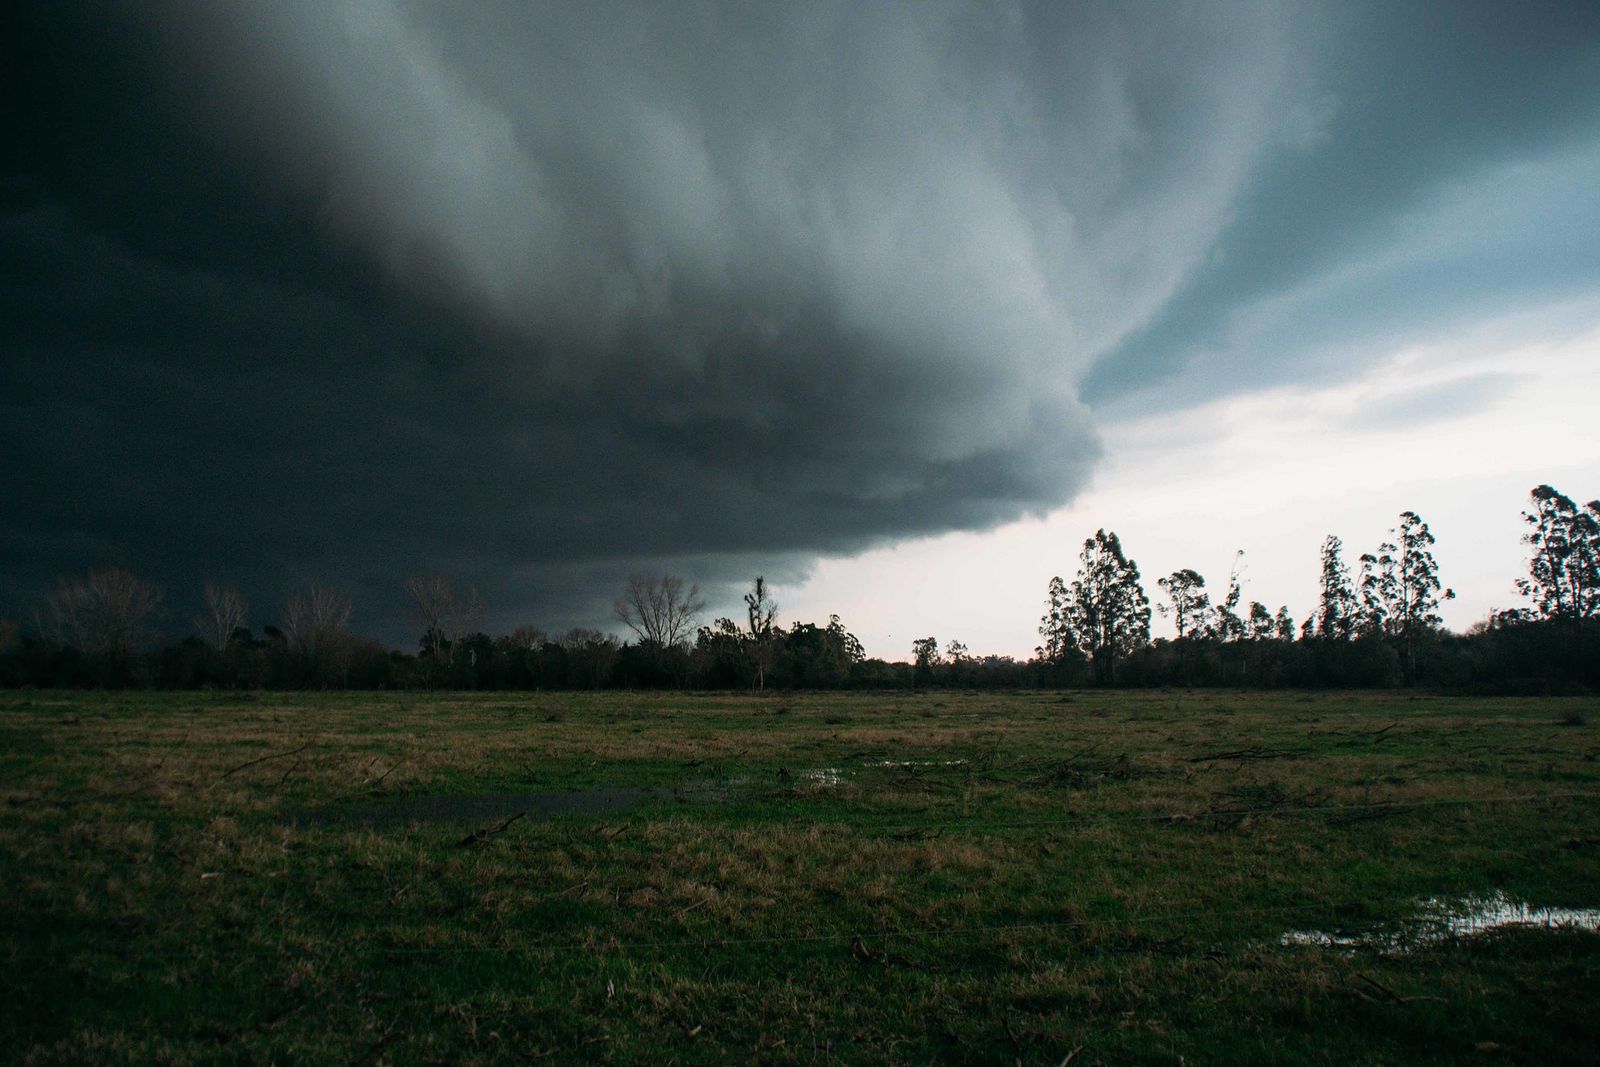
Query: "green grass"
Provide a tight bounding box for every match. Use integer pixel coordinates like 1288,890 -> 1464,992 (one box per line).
2,689 -> 1598,1064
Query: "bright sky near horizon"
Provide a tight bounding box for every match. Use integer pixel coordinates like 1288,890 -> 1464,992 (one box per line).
782,304 -> 1600,659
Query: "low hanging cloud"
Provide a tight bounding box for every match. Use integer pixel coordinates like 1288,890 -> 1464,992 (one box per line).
3,0 -> 1596,638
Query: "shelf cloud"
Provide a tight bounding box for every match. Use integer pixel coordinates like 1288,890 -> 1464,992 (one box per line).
4,1 -> 1597,637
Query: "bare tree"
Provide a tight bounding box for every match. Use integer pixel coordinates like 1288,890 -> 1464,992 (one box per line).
743,575 -> 779,691
404,575 -> 485,659
559,627 -> 620,689
282,584 -> 353,666
195,580 -> 249,650
41,568 -> 165,660
506,624 -> 547,652
613,574 -> 704,650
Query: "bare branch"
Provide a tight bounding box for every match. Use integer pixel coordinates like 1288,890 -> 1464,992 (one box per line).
405,575 -> 485,659
41,568 -> 165,658
612,574 -> 704,650
196,580 -> 248,650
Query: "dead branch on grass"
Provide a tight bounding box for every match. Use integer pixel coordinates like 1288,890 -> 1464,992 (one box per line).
151,728 -> 190,771
219,742 -> 311,781
365,761 -> 401,790
274,758 -> 302,790
458,811 -> 526,847
1188,745 -> 1304,763
1352,972 -> 1446,1005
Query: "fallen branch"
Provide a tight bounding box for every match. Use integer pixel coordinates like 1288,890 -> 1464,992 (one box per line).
1352,972 -> 1444,1005
273,758 -> 302,790
1189,746 -> 1303,763
674,896 -> 711,920
152,729 -> 191,771
365,761 -> 401,790
219,742 -> 310,781
1354,972 -> 1405,1005
458,810 -> 526,847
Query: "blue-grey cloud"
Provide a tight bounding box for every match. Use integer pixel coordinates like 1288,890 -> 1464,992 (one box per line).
2,0 -> 1596,640
1343,371 -> 1525,432
1084,1 -> 1600,412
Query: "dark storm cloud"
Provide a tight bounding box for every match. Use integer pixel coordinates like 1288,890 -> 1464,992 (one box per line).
3,1 -> 1597,639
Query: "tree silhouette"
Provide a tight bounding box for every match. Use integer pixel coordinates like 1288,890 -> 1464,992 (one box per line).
405,575 -> 485,664
1311,535 -> 1358,640
1361,511 -> 1453,683
910,636 -> 942,687
41,568 -> 165,678
282,584 -> 354,687
195,580 -> 248,651
613,574 -> 704,650
1517,485 -> 1600,623
1037,576 -> 1075,665
1157,568 -> 1212,639
1056,530 -> 1150,686
743,576 -> 779,691
1214,551 -> 1246,642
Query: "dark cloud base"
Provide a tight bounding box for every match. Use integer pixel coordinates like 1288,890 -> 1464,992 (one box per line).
5,1 -> 1597,644
2,3 -> 1099,641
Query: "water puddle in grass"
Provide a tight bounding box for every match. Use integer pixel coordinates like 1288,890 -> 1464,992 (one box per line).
870,759 -> 969,769
1280,893 -> 1600,952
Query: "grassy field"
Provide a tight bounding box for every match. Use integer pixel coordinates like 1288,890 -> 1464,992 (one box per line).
2,689 -> 1598,1064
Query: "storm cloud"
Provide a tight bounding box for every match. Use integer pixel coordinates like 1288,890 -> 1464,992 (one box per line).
4,1 -> 1597,639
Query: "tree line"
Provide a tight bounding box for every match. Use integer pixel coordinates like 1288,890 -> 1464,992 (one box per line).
1,485 -> 1595,692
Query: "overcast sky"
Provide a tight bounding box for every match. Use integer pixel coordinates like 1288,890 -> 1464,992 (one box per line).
4,1 -> 1598,655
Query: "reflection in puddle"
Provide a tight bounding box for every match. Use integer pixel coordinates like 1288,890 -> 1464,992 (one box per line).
870,759 -> 968,768
800,767 -> 846,787
1281,893 -> 1600,951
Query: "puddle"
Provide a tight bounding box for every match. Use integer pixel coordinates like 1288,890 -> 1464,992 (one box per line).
1280,892 -> 1600,952
800,767 -> 846,787
870,759 -> 968,769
